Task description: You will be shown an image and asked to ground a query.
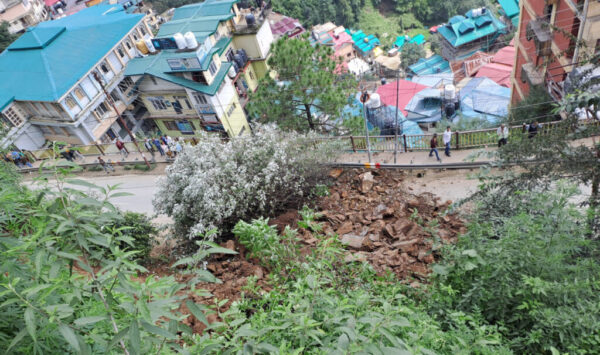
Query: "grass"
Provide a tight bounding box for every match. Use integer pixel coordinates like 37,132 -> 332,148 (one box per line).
356,1 -> 429,48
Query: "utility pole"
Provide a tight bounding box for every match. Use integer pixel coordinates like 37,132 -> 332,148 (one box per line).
93,72 -> 150,169
394,69 -> 399,164
360,88 -> 372,164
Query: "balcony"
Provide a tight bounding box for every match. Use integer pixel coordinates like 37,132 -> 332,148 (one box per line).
521,63 -> 545,86
195,103 -> 216,115
526,19 -> 552,57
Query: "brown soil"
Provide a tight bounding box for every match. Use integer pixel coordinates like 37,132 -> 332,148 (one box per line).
270,169 -> 464,280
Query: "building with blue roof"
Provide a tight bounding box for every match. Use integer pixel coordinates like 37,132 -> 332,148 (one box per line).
438,7 -> 507,61
0,3 -> 152,150
393,34 -> 426,49
407,54 -> 451,77
498,0 -> 520,28
345,29 -> 380,57
124,0 -> 275,137
459,77 -> 510,123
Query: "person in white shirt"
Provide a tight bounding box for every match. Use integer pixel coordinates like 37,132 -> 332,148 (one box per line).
497,124 -> 509,147
442,126 -> 452,157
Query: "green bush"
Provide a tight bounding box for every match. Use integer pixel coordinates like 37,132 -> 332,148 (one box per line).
107,212 -> 157,263
186,219 -> 512,354
429,185 -> 600,353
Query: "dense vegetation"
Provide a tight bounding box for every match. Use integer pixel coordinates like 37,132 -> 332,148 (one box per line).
0,21 -> 18,53
271,0 -> 366,28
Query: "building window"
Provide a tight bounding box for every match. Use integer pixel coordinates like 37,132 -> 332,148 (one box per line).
209,61 -> 218,76
100,62 -> 111,75
125,41 -> 132,50
74,87 -> 87,101
2,106 -> 24,127
175,96 -> 192,109
193,93 -> 208,105
140,25 -> 147,36
65,97 -> 79,110
226,48 -> 235,62
132,32 -> 139,41
117,47 -> 126,58
148,97 -> 167,110
226,102 -> 236,117
164,120 -> 178,130
249,69 -> 255,80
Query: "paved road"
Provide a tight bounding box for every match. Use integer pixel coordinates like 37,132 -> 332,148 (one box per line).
25,174 -> 163,215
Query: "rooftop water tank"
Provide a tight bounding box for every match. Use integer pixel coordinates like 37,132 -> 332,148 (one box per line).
184,32 -> 198,49
445,103 -> 455,117
173,33 -> 187,50
228,65 -> 237,78
136,40 -> 149,55
233,53 -> 245,69
143,38 -> 156,53
444,84 -> 456,100
246,13 -> 256,26
366,93 -> 381,109
238,48 -> 248,63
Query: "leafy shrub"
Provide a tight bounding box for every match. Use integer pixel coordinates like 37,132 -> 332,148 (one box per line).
154,125 -> 340,240
429,185 -> 600,353
186,219 -> 512,354
107,211 -> 157,262
86,164 -> 104,172
133,163 -> 156,171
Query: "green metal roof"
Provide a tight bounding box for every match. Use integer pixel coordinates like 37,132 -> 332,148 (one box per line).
498,0 -> 520,19
0,4 -> 143,108
438,9 -> 506,47
214,36 -> 232,55
125,55 -> 232,95
157,0 -> 236,41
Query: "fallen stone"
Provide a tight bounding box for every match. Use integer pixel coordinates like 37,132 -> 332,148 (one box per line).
254,266 -> 264,279
359,172 -> 374,193
368,234 -> 380,242
392,238 -> 420,251
340,234 -> 365,249
329,168 -> 344,179
344,252 -> 368,263
336,221 -> 353,235
383,225 -> 395,239
223,240 -> 235,251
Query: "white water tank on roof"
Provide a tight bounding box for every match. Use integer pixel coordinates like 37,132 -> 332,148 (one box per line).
228,65 -> 237,78
444,84 -> 456,100
173,33 -> 187,50
366,93 -> 381,108
184,32 -> 198,49
143,38 -> 156,53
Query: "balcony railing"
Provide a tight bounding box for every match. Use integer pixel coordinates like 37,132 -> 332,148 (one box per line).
195,104 -> 216,115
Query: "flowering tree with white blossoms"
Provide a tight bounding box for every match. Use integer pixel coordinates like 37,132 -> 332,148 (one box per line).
154,125 -> 340,241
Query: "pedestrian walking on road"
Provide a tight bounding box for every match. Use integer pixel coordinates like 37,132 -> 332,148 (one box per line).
497,124 -> 509,147
443,126 -> 452,157
98,157 -> 115,174
115,139 -> 129,160
144,138 -> 156,162
153,138 -> 165,156
429,133 -> 441,161
160,135 -> 168,146
528,121 -> 539,139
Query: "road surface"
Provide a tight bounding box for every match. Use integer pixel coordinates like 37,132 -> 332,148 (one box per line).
25,174 -> 163,215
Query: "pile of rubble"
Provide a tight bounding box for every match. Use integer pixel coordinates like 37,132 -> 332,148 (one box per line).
314,169 -> 466,279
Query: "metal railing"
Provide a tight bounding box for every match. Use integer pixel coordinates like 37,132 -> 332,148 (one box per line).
22,119 -> 600,161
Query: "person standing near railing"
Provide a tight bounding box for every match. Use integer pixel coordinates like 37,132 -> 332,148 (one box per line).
528,121 -> 540,139
144,138 -> 156,163
443,126 -> 452,157
429,133 -> 441,162
115,139 -> 129,161
497,124 -> 509,147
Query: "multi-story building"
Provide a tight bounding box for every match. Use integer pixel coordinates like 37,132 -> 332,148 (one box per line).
0,0 -> 48,34
0,4 -> 154,150
124,0 -> 274,137
438,7 -> 508,61
511,0 -> 600,103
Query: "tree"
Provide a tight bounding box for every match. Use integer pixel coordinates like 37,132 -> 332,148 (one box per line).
508,85 -> 558,124
400,42 -> 425,70
247,36 -> 357,132
429,33 -> 442,55
0,21 -> 17,53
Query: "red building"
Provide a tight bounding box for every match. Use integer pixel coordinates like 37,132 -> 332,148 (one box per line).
511,0 -> 600,104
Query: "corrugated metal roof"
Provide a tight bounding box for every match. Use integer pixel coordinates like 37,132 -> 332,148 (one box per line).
408,55 -> 451,76
460,77 -> 510,117
0,4 -> 143,108
498,0 -> 520,19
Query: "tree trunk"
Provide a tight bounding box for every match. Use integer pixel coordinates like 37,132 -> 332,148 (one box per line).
305,104 -> 315,130
588,172 -> 600,239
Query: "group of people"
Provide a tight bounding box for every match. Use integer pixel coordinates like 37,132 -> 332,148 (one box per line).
429,126 -> 454,162
113,136 -> 184,164
429,122 -> 543,162
3,150 -> 33,168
